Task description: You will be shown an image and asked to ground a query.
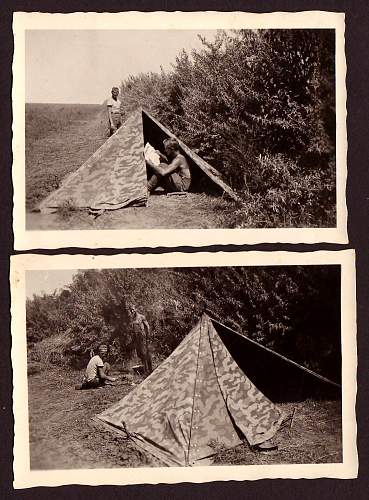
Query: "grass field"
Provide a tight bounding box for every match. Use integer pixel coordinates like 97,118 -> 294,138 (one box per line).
27,365 -> 342,470
25,103 -> 238,230
26,103 -> 107,210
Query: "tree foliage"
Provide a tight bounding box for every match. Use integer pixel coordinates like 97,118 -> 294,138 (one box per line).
27,266 -> 341,381
120,29 -> 335,227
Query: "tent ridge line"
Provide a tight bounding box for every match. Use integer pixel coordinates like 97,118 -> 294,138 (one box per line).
207,318 -> 234,412
205,313 -> 341,388
186,315 -> 204,466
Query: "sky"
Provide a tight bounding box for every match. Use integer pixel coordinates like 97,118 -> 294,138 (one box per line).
25,30 -> 218,104
26,270 -> 77,298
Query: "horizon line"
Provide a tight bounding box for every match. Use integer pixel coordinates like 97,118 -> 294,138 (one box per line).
26,101 -> 103,105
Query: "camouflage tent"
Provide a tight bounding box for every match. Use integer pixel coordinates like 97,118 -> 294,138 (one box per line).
95,314 -> 285,467
38,110 -> 237,214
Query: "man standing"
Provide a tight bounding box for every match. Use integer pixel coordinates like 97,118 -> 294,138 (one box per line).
146,138 -> 191,194
129,305 -> 153,375
107,86 -> 122,136
77,344 -> 116,389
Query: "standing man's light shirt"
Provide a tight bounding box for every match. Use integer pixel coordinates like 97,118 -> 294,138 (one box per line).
107,97 -> 122,114
107,86 -> 123,136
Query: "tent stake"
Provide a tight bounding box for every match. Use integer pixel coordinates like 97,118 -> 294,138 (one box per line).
289,407 -> 297,435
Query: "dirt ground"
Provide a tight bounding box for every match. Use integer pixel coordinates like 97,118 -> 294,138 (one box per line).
26,104 -> 235,231
28,367 -> 157,470
26,192 -> 229,231
28,366 -> 342,470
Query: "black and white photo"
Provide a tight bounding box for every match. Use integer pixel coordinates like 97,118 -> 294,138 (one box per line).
12,11 -> 347,249
11,251 -> 357,487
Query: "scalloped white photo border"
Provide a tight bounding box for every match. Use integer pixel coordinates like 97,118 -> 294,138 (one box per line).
12,11 -> 347,249
11,250 -> 357,487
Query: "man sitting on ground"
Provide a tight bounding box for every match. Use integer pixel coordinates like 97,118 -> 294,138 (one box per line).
76,344 -> 116,389
146,138 -> 191,194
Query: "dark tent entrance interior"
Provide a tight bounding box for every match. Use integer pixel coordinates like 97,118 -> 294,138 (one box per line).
209,316 -> 341,404
142,110 -> 231,197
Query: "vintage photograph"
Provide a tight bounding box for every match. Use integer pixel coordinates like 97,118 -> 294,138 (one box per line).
12,12 -> 347,248
11,251 -> 357,486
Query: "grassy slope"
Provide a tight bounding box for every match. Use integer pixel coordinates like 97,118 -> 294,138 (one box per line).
28,366 -> 342,470
26,103 -> 107,209
25,103 -> 236,230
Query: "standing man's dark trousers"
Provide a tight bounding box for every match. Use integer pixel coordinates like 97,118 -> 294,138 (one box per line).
81,362 -> 111,389
109,113 -> 122,136
134,333 -> 153,375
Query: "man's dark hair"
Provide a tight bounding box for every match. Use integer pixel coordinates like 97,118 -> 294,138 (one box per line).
163,137 -> 180,152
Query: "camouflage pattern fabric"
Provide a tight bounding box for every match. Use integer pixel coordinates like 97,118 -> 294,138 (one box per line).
38,112 -> 148,212
95,314 -> 284,467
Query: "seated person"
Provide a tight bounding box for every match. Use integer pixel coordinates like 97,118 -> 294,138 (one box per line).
146,138 -> 191,194
76,344 -> 116,389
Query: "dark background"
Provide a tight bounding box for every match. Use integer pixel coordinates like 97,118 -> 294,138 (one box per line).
1,0 -> 368,499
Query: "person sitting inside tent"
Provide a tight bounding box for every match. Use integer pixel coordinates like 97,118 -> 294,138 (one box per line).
76,344 -> 117,389
107,86 -> 122,136
146,138 -> 191,194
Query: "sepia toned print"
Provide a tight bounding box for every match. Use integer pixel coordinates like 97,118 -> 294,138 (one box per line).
11,251 -> 357,487
12,11 -> 347,249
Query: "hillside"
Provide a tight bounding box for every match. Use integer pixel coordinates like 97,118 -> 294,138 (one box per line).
25,103 -> 237,230
25,103 -> 107,210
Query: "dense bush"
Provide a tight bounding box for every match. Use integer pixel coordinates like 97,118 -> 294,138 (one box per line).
27,266 -> 341,381
119,29 -> 336,227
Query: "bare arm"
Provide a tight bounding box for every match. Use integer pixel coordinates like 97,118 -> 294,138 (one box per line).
97,366 -> 116,382
149,157 -> 182,176
143,318 -> 150,339
107,106 -> 114,127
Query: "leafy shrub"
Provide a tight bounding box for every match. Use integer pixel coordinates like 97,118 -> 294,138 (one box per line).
119,29 -> 336,227
230,154 -> 336,228
27,266 -> 341,381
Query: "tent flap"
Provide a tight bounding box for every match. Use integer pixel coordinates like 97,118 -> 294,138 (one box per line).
207,318 -> 284,446
38,112 -> 148,212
